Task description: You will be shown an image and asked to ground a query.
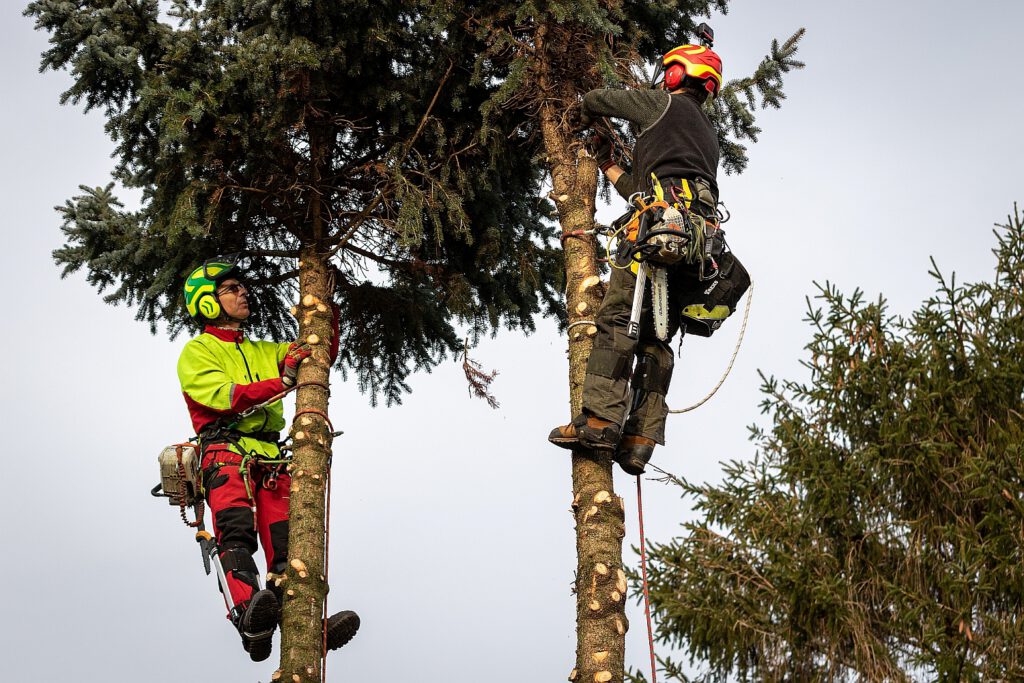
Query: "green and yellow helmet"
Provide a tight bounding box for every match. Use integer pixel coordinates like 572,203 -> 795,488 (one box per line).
183,261 -> 242,320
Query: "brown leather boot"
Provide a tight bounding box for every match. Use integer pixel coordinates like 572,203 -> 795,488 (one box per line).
614,435 -> 656,475
548,413 -> 620,451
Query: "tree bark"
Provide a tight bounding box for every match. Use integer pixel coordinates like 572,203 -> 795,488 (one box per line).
535,20 -> 628,683
275,244 -> 336,683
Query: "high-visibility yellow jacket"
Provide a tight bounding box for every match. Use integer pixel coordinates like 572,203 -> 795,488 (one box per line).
177,326 -> 291,458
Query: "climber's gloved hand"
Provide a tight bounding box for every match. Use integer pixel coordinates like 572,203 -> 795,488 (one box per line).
586,132 -> 615,172
282,342 -> 312,387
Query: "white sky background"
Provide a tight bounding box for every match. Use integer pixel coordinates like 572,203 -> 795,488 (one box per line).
2,1 -> 1022,681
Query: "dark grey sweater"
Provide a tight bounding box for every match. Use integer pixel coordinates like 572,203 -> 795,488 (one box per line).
581,89 -> 719,200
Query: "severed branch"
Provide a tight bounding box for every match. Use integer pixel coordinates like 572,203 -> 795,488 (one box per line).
461,338 -> 500,409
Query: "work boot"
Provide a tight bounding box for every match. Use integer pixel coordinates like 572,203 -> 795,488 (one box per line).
233,589 -> 280,662
614,435 -> 656,475
548,413 -> 620,452
325,610 -> 361,651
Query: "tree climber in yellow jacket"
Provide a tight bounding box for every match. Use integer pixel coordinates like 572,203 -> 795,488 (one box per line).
178,261 -> 359,661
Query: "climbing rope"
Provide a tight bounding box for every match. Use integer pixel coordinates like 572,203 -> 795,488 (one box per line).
321,449 -> 333,683
636,475 -> 657,683
295,407 -> 334,434
234,380 -> 330,420
567,319 -> 597,334
668,281 -> 753,414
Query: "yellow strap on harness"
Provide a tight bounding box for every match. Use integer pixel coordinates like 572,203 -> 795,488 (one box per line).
651,174 -> 697,210
651,173 -> 665,202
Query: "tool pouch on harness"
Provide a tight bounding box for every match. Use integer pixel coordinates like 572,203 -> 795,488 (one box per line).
612,179 -> 720,269
613,198 -> 691,268
157,443 -> 202,506
677,248 -> 750,337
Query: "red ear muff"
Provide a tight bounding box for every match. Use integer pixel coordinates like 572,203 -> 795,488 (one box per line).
664,64 -> 685,91
705,79 -> 717,95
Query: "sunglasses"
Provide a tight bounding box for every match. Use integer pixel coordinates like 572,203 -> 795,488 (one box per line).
216,282 -> 247,296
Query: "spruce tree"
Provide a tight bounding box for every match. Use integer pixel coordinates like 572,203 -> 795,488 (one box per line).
455,2 -> 804,680
640,206 -> 1024,681
26,1 -> 560,679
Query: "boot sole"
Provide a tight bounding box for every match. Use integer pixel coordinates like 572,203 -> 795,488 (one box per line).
580,439 -> 617,452
244,591 -> 280,662
615,456 -> 647,475
548,435 -> 579,450
326,611 -> 361,651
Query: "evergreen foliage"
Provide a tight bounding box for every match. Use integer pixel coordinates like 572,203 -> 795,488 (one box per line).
462,0 -> 803,179
636,205 -> 1024,682
28,0 -> 563,404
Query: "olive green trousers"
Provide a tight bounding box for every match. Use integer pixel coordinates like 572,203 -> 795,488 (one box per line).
581,264 -> 686,444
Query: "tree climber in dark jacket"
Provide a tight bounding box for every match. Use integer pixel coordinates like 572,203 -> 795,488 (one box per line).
549,42 -> 726,475
178,261 -> 360,661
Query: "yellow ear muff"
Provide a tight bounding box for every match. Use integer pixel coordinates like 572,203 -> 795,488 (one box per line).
197,294 -> 221,320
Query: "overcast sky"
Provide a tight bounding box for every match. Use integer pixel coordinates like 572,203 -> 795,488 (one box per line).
3,1 -> 1023,681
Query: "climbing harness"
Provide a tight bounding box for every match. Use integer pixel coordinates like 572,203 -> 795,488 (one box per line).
150,380 -> 335,575
605,175 -> 734,342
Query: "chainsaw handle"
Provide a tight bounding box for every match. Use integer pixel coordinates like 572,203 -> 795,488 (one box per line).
151,483 -> 166,498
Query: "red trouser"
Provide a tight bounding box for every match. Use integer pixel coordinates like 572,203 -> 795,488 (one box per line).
202,446 -> 291,614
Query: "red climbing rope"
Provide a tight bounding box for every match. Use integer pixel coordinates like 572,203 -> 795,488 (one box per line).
295,407 -> 335,434
320,452 -> 333,683
636,475 -> 657,683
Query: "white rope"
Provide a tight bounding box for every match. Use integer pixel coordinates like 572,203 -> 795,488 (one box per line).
567,319 -> 597,333
668,281 -> 753,414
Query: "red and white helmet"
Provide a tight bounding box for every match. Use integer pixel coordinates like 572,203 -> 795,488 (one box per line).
662,44 -> 723,96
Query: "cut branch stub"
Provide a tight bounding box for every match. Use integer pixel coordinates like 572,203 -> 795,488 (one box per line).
578,275 -> 601,293
615,569 -> 627,594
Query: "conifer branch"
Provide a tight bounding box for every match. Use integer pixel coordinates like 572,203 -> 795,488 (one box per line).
461,339 -> 500,409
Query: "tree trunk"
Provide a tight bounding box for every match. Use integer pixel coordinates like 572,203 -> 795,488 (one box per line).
275,245 -> 335,683
536,21 -> 628,680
